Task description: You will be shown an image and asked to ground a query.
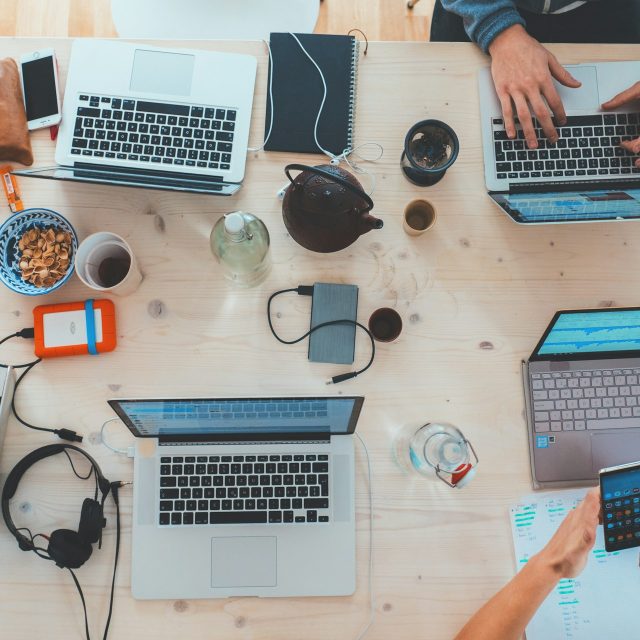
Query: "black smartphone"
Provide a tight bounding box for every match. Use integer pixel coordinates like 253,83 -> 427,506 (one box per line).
600,461 -> 640,552
19,49 -> 61,130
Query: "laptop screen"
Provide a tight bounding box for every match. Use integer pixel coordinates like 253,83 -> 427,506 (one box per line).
108,397 -> 364,438
531,309 -> 640,360
491,188 -> 640,224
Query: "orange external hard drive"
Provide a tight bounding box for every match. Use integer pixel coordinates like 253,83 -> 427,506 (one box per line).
33,299 -> 117,358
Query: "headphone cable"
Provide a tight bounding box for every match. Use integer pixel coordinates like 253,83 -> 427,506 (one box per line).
1,330 -> 83,442
68,567 -> 91,640
102,481 -> 127,640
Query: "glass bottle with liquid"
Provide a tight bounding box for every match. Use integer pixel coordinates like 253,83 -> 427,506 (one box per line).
393,422 -> 478,488
210,211 -> 271,287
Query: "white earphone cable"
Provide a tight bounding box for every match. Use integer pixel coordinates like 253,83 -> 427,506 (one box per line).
100,418 -> 130,456
355,432 -> 375,640
247,39 -> 276,153
288,32 -> 335,159
249,33 -> 383,195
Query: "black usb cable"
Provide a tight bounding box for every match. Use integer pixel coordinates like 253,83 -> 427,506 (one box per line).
0,330 -> 82,442
267,286 -> 375,384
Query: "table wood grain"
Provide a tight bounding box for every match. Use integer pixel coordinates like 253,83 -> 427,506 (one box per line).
0,38 -> 639,640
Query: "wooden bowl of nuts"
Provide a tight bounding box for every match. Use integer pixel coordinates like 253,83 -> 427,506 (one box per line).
0,208 -> 78,295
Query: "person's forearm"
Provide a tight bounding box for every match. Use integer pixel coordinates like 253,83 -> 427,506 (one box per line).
439,0 -> 525,52
454,553 -> 560,640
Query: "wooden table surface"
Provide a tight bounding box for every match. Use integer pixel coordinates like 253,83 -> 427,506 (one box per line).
1,38 -> 639,640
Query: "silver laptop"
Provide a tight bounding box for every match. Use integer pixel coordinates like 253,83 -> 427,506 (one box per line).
0,367 -> 15,455
523,308 -> 640,489
14,40 -> 257,196
479,61 -> 640,224
108,396 -> 363,599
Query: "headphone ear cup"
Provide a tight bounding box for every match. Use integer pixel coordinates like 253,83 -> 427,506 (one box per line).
78,498 -> 105,544
48,529 -> 93,569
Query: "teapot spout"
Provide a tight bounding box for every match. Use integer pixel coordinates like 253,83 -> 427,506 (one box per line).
359,213 -> 384,234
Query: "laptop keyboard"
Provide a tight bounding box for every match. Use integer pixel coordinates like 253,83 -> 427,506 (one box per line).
158,453 -> 330,526
532,368 -> 640,432
493,113 -> 640,181
71,94 -> 236,171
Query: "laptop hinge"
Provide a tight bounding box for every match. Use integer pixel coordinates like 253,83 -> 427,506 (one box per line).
157,432 -> 332,445
73,161 -> 225,183
508,178 -> 640,195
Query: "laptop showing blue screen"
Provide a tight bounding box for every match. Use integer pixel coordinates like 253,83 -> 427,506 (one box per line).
524,308 -> 640,489
491,187 -> 640,224
108,396 -> 363,439
531,309 -> 640,359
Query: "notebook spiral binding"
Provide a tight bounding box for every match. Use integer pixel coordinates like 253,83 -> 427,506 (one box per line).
347,38 -> 360,154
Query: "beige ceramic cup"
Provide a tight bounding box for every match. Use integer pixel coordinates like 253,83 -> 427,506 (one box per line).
75,232 -> 142,296
403,199 -> 437,236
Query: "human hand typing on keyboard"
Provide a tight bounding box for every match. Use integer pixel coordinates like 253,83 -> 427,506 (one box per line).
603,82 -> 640,167
488,24 -> 581,150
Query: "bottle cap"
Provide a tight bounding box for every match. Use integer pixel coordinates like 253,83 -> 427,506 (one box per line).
224,213 -> 245,234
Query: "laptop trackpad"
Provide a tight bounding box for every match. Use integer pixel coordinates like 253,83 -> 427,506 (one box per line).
591,433 -> 640,473
555,65 -> 599,111
211,537 -> 277,588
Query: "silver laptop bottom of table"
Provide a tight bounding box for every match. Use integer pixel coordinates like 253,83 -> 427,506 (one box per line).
108,396 -> 363,599
132,437 -> 356,599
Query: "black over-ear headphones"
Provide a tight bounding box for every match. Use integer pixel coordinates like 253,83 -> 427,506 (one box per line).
2,444 -> 109,567
1,444 -> 125,639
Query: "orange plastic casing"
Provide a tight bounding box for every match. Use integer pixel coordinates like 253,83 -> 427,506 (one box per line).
33,299 -> 117,358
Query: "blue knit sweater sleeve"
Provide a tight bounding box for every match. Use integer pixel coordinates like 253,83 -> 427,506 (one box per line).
439,0 -> 526,52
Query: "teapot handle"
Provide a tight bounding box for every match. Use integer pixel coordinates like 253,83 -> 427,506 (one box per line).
284,164 -> 374,213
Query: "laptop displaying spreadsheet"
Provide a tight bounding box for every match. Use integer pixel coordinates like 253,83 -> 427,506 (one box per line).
532,309 -> 640,357
491,187 -> 640,224
523,307 -> 640,489
110,397 -> 358,437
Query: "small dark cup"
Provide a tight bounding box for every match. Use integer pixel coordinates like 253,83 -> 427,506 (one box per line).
368,308 -> 403,342
401,119 -> 460,186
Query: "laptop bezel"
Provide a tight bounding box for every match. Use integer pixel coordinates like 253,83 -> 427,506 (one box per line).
108,396 -> 365,442
529,306 -> 640,362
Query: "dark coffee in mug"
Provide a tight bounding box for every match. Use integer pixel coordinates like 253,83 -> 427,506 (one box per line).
97,254 -> 131,288
368,308 -> 403,342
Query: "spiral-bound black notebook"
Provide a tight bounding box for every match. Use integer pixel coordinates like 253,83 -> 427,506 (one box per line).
264,32 -> 359,155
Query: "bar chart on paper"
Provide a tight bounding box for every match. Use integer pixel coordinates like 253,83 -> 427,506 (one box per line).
510,490 -> 640,640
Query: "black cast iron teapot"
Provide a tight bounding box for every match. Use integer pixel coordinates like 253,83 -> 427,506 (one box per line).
282,164 -> 383,253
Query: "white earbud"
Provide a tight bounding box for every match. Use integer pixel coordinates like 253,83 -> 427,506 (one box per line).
276,182 -> 290,199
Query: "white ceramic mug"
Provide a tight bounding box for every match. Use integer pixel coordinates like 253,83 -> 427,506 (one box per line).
75,232 -> 142,296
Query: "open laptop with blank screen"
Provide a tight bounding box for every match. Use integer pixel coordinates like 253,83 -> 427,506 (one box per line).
523,308 -> 640,489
